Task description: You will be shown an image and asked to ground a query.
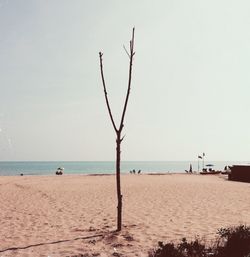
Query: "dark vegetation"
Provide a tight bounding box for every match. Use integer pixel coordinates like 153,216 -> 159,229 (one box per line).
149,225 -> 250,257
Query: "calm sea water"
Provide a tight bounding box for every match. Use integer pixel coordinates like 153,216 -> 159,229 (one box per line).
0,161 -> 246,176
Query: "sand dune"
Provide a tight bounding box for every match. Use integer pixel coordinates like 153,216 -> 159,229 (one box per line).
0,174 -> 249,256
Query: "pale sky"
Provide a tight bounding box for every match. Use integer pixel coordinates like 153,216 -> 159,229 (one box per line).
0,0 -> 250,161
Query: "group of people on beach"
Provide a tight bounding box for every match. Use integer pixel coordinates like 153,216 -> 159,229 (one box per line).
55,167 -> 64,175
129,169 -> 141,174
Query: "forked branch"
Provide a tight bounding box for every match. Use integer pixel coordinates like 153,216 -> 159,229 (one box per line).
99,52 -> 118,133
99,28 -> 135,134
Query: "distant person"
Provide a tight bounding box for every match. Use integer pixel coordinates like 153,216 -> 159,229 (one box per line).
189,164 -> 193,173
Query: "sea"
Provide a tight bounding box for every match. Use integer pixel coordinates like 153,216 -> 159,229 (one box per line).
0,161 -> 247,176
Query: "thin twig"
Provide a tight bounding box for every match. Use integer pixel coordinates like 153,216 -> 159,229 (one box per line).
121,135 -> 126,142
123,45 -> 130,59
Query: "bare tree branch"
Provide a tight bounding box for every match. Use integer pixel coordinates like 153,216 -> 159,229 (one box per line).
123,45 -> 130,59
99,52 -> 118,133
119,27 -> 135,132
120,134 -> 126,142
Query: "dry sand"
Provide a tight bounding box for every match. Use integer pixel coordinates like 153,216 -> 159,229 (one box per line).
0,174 -> 249,257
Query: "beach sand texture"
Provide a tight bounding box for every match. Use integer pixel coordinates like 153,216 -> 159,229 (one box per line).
0,174 -> 249,257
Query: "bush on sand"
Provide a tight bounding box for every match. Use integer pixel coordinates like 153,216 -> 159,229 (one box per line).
149,225 -> 250,257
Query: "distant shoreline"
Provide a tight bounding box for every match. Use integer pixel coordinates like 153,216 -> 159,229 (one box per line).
0,171 -> 228,177
0,160 -> 240,176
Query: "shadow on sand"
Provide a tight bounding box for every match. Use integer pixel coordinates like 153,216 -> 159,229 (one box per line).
0,233 -> 104,253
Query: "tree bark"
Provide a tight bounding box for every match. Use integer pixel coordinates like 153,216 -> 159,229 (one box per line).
116,132 -> 122,231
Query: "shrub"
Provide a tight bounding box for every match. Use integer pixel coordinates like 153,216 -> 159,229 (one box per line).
148,241 -> 184,257
149,238 -> 208,257
149,225 -> 250,257
216,225 -> 250,257
178,238 -> 208,257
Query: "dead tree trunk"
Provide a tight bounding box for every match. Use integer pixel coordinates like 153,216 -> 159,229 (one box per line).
99,28 -> 135,231
116,132 -> 122,231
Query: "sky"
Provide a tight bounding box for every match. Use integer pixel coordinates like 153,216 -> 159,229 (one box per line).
0,0 -> 250,161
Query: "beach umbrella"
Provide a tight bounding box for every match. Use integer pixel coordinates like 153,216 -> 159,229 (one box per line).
206,164 -> 214,167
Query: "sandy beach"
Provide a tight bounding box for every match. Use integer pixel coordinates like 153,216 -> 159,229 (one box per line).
0,174 -> 249,257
